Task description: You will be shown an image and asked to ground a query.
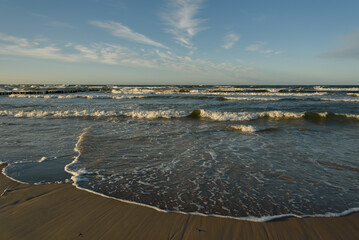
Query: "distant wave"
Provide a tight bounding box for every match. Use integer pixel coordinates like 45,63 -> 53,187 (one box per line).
314,86 -> 359,91
320,98 -> 359,102
189,91 -> 327,97
219,97 -> 281,101
8,94 -> 113,99
0,109 -> 118,118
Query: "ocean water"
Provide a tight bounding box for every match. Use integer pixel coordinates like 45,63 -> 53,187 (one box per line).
1,84 -> 358,219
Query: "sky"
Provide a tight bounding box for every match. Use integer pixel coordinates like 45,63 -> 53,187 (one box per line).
0,0 -> 359,85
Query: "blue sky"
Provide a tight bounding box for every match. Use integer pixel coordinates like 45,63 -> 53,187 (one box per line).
0,0 -> 358,85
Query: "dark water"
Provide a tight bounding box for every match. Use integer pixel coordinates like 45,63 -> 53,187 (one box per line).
1,84 -> 358,218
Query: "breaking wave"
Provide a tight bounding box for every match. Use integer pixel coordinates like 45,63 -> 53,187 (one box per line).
1,109 -> 359,122
321,98 -> 359,102
229,125 -> 257,133
187,110 -> 359,122
314,86 -> 359,91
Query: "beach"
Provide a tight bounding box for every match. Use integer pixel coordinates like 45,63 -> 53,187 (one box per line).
1,164 -> 358,240
2,0 -> 359,237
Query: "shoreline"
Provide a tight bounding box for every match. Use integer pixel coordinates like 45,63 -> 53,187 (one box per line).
1,164 -> 359,239
4,160 -> 359,222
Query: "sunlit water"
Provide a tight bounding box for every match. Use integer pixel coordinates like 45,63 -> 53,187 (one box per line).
1,84 -> 358,218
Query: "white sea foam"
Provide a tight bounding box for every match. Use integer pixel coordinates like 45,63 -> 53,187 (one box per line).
199,110 -> 304,121
212,87 -> 285,93
229,125 -> 256,133
0,110 -> 118,118
64,127 -> 92,184
8,94 -> 113,99
38,157 -> 47,163
222,97 -> 280,101
1,109 -> 358,122
257,111 -> 304,119
185,91 -> 326,97
314,86 -> 359,91
199,110 -> 256,121
344,114 -> 359,120
110,87 -> 326,97
111,87 -> 157,95
347,93 -> 359,97
320,98 -> 359,102
124,110 -> 184,119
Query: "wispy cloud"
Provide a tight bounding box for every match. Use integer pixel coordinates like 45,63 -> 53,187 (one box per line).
319,30 -> 359,59
222,33 -> 240,50
0,32 -> 79,62
90,20 -> 168,49
162,0 -> 206,49
0,32 -> 252,75
245,41 -> 282,55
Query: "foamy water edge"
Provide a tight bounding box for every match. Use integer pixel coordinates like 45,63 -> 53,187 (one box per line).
2,160 -> 358,222
11,127 -> 351,222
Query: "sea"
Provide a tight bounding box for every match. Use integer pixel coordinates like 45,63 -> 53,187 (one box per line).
1,84 -> 358,220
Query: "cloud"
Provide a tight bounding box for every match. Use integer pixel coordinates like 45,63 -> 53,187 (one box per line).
319,30 -> 359,59
162,0 -> 206,49
222,33 -> 240,50
90,20 -> 168,49
0,32 -> 80,62
245,41 -> 282,55
0,32 -> 252,76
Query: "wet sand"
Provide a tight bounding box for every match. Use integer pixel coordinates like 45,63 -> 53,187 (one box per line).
0,164 -> 358,240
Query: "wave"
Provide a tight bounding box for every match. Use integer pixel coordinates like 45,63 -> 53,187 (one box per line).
347,93 -> 359,97
314,86 -> 359,91
2,109 -> 359,122
229,125 -> 256,133
38,157 -> 48,163
220,97 -> 280,101
321,98 -> 359,102
188,110 -> 359,122
0,110 -> 118,118
64,127 -> 93,184
188,110 -> 307,121
8,93 -> 154,100
193,91 -> 327,97
124,110 -> 183,119
110,87 -> 327,97
8,94 -> 113,99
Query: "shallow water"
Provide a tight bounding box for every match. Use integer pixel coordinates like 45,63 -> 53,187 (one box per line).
1,84 -> 358,218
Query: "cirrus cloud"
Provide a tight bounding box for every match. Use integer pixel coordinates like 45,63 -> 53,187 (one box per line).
162,0 -> 206,49
0,32 -> 253,76
91,20 -> 168,49
222,33 -> 240,50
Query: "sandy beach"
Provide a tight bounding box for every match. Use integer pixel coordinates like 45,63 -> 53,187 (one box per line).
0,164 -> 358,240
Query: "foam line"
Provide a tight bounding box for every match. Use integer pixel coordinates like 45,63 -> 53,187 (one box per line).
60,131 -> 359,222
64,127 -> 92,184
0,162 -> 29,185
1,160 -> 359,222
65,179 -> 359,222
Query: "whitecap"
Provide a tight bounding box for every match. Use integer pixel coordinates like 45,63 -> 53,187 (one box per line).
229,125 -> 256,133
